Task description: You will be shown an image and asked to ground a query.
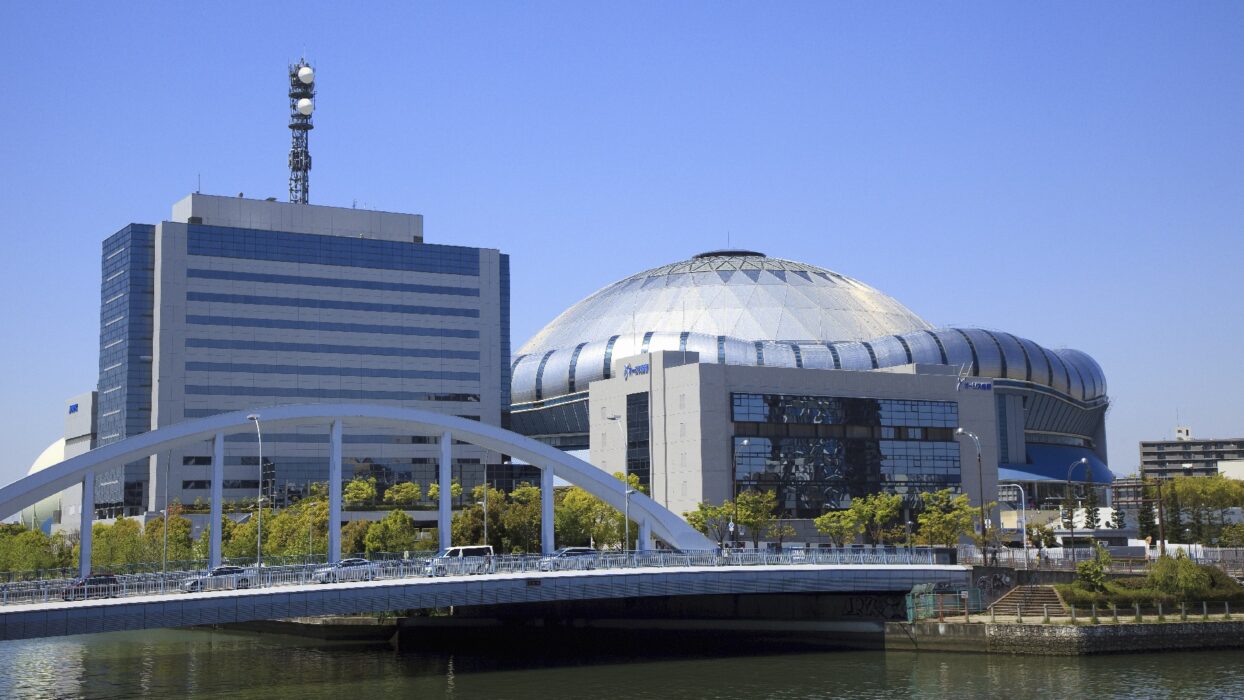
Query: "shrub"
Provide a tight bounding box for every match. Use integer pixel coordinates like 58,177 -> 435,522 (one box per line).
1148,553 -> 1211,600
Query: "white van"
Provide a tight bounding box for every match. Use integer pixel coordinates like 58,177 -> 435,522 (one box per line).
423,545 -> 495,577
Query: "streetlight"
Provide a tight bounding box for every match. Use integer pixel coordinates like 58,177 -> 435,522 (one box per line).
954,428 -> 988,550
605,414 -> 630,552
1065,457 -> 1089,563
247,413 -> 263,568
999,483 -> 1028,570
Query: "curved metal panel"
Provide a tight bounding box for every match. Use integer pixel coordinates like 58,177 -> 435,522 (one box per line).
1015,336 -> 1051,387
956,328 -> 1004,378
1058,351 -> 1092,400
830,342 -> 873,371
683,332 -> 719,363
722,337 -> 754,366
900,331 -> 945,365
510,355 -> 542,405
1039,346 -> 1071,397
537,349 -> 574,400
867,335 -> 910,369
758,341 -> 797,368
1058,349 -> 1106,400
795,343 -> 836,370
573,341 -> 609,388
988,331 -> 1029,381
931,330 -> 975,372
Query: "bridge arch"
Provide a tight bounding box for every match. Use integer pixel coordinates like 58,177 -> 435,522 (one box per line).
0,404 -> 712,576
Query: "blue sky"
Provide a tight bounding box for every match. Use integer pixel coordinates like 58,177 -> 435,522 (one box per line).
1,3 -> 1241,487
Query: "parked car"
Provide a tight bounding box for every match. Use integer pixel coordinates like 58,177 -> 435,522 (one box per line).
423,546 -> 494,577
180,565 -> 254,593
538,547 -> 599,571
312,558 -> 376,584
62,574 -> 121,601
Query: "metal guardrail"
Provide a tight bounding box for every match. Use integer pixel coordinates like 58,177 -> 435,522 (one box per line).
0,547 -> 940,608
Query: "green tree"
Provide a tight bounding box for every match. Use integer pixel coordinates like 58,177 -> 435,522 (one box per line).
1083,487 -> 1101,530
426,478 -> 463,504
142,504 -> 194,565
0,528 -> 73,572
767,520 -> 798,548
501,483 -> 543,554
364,509 -> 421,554
814,509 -> 862,546
223,516 -> 258,560
1148,552 -> 1211,599
192,515 -> 237,561
1109,506 -> 1126,530
1137,484 -> 1158,544
735,489 -> 778,548
684,500 -> 733,548
91,517 -> 145,570
383,481 -> 423,507
1220,523 -> 1244,547
343,477 -> 378,509
558,485 -> 621,548
1026,522 -> 1057,550
845,492 -> 903,544
341,519 -> 371,556
916,489 -> 976,547
262,500 -> 328,559
451,484 -> 505,549
1060,493 -> 1076,531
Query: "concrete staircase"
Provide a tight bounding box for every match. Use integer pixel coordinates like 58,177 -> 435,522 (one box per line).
989,585 -> 1066,618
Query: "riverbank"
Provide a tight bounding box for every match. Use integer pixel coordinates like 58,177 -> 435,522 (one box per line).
886,616 -> 1244,655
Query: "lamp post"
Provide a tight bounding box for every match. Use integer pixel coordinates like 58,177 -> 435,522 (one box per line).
1000,483 -> 1028,570
247,414 -> 263,568
605,415 -> 630,552
1065,457 -> 1089,563
954,428 -> 988,552
481,462 -> 489,547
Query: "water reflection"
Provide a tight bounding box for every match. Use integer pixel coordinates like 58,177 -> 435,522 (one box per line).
1,629 -> 1242,699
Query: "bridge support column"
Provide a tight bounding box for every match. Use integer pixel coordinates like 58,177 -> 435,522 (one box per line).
638,519 -> 651,552
439,431 -> 452,551
540,466 -> 554,555
209,432 -> 224,567
328,419 -> 342,563
78,470 -> 94,578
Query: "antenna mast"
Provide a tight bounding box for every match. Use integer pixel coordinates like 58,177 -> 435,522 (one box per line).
288,59 -> 315,204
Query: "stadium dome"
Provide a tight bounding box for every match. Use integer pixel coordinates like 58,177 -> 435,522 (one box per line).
520,250 -> 933,355
512,251 -> 1107,407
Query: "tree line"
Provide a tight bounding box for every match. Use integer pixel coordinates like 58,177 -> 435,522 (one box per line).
0,473 -> 646,575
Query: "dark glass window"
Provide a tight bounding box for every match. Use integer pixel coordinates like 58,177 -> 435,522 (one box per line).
625,393 -> 651,490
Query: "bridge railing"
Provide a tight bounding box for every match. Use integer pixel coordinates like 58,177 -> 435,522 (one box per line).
0,546 -> 944,608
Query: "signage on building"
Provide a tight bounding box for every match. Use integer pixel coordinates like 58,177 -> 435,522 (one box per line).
68,403 -> 79,414
957,379 -> 993,391
623,362 -> 650,380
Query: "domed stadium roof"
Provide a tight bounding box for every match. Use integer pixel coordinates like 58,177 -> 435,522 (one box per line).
519,251 -> 932,357
512,251 -> 1107,406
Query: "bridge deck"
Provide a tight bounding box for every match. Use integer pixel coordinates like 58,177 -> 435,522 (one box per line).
0,564 -> 969,642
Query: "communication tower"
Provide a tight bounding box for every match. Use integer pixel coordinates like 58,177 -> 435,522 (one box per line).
288,59 -> 315,204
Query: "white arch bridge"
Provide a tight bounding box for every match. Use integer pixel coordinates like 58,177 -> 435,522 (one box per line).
0,404 -> 712,576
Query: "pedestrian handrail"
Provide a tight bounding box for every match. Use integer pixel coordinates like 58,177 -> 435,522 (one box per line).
0,547 -> 942,607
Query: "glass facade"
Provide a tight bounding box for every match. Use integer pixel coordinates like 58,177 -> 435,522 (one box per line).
731,392 -> 960,517
625,393 -> 651,489
166,221 -> 506,506
96,224 -> 156,516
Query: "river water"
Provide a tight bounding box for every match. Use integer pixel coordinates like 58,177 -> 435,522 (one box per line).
2,629 -> 1242,699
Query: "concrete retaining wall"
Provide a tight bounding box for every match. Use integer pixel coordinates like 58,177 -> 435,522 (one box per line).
886,620 -> 1244,655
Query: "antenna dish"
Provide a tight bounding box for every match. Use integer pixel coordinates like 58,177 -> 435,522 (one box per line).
297,66 -> 315,84
296,98 -> 314,115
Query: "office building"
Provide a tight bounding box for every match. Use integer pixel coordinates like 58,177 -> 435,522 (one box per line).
1140,427 -> 1244,480
94,194 -> 511,516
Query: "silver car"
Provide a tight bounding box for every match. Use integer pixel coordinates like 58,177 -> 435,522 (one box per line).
312,558 -> 376,584
538,547 -> 598,571
180,565 -> 254,593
